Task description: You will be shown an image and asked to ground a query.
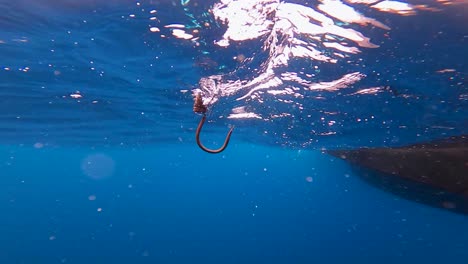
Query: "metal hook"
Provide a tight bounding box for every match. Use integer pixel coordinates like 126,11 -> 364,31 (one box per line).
193,92 -> 234,154
196,114 -> 234,154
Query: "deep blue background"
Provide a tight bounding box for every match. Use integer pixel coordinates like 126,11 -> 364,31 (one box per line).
0,144 -> 467,263
0,0 -> 467,263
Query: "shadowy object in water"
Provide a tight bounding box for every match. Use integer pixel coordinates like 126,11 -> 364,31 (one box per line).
327,135 -> 468,215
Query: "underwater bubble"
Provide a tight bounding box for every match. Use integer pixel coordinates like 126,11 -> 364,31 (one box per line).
81,153 -> 115,180
33,142 -> 44,149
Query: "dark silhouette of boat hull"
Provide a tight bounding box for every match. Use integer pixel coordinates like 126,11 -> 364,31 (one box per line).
327,135 -> 468,215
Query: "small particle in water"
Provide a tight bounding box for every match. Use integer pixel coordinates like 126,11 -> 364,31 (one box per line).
150,27 -> 160,32
442,201 -> 456,209
305,176 -> 313,182
34,142 -> 44,149
234,54 -> 246,62
81,153 -> 115,180
436,68 -> 456,74
70,93 -> 82,99
49,236 -> 56,241
97,208 -> 102,212
88,195 -> 96,201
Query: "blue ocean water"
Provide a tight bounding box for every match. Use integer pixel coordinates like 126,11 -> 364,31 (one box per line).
0,0 -> 467,263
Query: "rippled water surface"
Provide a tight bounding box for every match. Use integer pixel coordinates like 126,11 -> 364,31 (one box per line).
1,0 -> 466,148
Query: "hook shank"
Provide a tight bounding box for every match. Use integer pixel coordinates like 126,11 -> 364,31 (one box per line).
196,115 -> 234,154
